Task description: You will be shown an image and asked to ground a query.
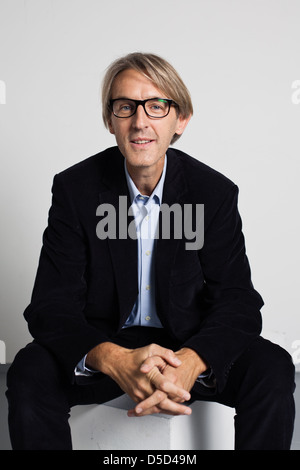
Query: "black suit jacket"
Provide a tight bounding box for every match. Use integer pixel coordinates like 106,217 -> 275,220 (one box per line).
24,146 -> 263,392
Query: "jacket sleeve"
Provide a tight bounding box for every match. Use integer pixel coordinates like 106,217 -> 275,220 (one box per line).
182,185 -> 264,393
24,173 -> 110,382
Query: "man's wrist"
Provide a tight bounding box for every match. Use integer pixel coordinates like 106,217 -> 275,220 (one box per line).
85,342 -> 128,376
75,354 -> 99,376
176,347 -> 208,376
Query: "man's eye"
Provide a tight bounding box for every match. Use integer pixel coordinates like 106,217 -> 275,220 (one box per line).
150,104 -> 163,110
148,100 -> 168,113
119,104 -> 134,111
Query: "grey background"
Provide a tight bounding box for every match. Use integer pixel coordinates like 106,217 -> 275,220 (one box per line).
0,0 -> 299,448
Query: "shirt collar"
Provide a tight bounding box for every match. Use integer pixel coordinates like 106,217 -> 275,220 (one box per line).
124,155 -> 167,206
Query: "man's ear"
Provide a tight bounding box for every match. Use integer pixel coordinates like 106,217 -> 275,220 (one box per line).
108,118 -> 115,135
175,114 -> 192,136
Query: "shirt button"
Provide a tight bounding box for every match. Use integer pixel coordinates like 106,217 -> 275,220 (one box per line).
145,215 -> 149,221
145,316 -> 151,321
145,250 -> 151,256
146,285 -> 150,290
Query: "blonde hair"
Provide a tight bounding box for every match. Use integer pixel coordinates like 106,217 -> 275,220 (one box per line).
102,52 -> 193,144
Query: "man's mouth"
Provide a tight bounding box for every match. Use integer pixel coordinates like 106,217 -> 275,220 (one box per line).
129,139 -> 155,148
130,139 -> 154,144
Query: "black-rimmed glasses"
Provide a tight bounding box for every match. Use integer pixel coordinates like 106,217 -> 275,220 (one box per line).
110,98 -> 177,119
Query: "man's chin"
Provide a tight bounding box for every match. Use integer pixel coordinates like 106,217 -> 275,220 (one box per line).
124,153 -> 158,169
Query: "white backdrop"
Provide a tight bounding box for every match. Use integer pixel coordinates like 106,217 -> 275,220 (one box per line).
0,0 -> 299,367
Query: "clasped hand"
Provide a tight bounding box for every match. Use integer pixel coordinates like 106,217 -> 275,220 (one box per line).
86,342 -> 206,417
126,345 -> 206,417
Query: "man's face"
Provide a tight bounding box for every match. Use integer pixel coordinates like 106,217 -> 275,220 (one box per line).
108,69 -> 190,173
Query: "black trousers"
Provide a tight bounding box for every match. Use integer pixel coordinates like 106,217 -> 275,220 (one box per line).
6,327 -> 296,450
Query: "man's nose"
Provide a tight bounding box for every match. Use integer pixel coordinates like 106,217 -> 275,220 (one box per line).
131,104 -> 149,128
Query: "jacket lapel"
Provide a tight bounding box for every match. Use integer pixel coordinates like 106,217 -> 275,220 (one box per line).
155,149 -> 188,322
98,149 -> 138,329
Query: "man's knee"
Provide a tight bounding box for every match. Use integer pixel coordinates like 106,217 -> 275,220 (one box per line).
7,342 -> 64,399
6,343 -> 73,450
244,337 -> 295,394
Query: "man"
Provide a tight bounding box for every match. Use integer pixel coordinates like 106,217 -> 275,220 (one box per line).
6,52 -> 295,450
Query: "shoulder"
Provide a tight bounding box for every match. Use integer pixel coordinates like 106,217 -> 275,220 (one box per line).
167,147 -> 237,201
167,148 -> 241,230
54,146 -> 122,187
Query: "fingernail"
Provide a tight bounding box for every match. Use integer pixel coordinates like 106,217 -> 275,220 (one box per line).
174,358 -> 182,365
184,408 -> 192,415
183,392 -> 190,401
136,407 -> 142,414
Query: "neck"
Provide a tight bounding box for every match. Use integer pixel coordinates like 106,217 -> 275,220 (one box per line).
125,156 -> 165,196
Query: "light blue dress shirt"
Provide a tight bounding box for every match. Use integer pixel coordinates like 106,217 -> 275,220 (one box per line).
123,157 -> 166,329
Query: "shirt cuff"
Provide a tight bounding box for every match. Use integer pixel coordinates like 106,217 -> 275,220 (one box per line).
74,354 -> 99,376
196,368 -> 216,388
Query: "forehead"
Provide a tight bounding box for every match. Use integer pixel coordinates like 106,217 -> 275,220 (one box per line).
111,68 -> 166,99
